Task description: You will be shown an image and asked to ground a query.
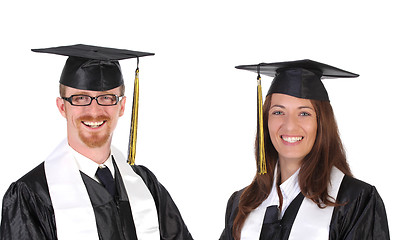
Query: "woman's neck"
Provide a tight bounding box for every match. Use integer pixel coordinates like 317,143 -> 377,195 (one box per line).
278,157 -> 301,183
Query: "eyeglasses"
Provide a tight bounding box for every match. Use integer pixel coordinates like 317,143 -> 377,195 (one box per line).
62,94 -> 124,106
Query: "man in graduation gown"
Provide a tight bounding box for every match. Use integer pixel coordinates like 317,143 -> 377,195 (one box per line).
0,44 -> 193,240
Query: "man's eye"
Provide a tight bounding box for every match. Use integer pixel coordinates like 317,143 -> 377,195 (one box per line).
100,95 -> 115,101
74,96 -> 89,101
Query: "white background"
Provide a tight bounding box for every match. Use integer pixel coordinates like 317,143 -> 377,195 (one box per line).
0,0 -> 397,239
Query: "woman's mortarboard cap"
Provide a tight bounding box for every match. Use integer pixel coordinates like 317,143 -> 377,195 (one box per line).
31,44 -> 154,91
236,59 -> 359,101
235,59 -> 359,174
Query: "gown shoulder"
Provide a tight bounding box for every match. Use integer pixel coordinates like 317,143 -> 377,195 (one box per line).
329,175 -> 390,240
132,164 -> 194,240
1,162 -> 57,240
219,188 -> 245,240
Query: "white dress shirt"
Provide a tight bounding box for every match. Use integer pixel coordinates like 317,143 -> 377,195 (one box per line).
69,145 -> 115,182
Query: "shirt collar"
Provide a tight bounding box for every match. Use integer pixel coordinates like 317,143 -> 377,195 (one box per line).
279,167 -> 300,201
68,145 -> 115,181
276,164 -> 301,216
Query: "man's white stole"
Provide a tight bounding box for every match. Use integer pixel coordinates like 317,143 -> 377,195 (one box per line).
44,139 -> 160,239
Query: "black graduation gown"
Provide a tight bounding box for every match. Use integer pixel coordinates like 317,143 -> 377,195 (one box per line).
0,162 -> 193,240
219,175 -> 390,240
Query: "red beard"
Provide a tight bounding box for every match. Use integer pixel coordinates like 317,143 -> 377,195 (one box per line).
76,115 -> 112,148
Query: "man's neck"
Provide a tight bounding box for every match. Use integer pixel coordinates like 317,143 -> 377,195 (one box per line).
68,140 -> 111,164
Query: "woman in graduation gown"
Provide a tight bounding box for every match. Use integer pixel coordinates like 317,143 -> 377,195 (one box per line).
219,60 -> 390,240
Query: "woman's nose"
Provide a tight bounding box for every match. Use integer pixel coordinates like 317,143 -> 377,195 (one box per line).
283,114 -> 298,131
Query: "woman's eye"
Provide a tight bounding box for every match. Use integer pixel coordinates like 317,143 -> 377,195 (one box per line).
272,111 -> 284,115
300,112 -> 311,116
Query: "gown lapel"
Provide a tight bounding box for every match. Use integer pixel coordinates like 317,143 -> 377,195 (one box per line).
113,159 -> 138,240
80,160 -> 139,240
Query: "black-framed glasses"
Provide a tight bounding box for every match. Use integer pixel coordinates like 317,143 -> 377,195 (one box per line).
62,94 -> 124,106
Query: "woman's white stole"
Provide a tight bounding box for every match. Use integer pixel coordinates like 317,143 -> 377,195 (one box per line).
44,139 -> 160,239
288,167 -> 344,240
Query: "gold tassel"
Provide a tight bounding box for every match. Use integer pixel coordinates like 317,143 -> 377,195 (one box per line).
128,67 -> 139,165
257,75 -> 267,174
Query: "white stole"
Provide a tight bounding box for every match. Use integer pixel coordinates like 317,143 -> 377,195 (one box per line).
44,139 -> 160,240
288,167 -> 344,240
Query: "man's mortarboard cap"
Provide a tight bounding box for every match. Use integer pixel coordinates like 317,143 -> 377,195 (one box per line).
235,59 -> 359,174
235,59 -> 359,101
32,44 -> 155,166
31,44 -> 154,91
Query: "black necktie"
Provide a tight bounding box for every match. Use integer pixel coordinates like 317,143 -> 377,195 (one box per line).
264,205 -> 279,224
259,205 -> 281,239
95,165 -> 116,196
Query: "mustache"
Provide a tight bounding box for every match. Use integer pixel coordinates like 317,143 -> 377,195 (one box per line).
77,115 -> 110,122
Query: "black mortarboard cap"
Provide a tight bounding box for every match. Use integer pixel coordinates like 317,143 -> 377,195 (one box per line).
32,44 -> 154,166
235,59 -> 359,174
235,59 -> 359,101
32,44 -> 154,91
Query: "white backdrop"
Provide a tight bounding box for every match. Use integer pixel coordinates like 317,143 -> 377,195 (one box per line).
0,0 -> 397,239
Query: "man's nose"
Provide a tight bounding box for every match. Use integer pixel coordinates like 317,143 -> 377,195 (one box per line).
85,98 -> 104,113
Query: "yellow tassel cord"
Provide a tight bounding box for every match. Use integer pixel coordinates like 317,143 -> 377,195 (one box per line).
257,75 -> 267,174
128,68 -> 139,165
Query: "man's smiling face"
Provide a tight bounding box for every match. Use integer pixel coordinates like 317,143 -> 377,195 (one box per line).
57,85 -> 126,149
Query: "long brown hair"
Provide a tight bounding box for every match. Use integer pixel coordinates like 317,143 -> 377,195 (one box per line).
232,94 -> 352,239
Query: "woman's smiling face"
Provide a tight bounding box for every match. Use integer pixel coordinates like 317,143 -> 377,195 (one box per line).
268,93 -> 318,163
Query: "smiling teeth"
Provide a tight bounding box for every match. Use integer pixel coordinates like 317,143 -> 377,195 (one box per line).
83,121 -> 104,128
282,136 -> 303,143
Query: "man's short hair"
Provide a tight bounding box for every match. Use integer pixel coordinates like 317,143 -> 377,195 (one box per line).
59,84 -> 125,97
